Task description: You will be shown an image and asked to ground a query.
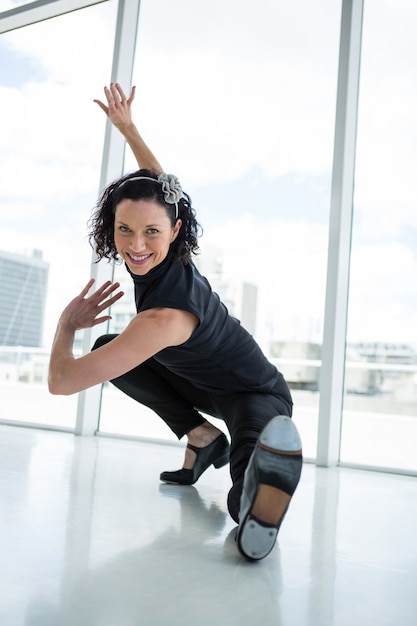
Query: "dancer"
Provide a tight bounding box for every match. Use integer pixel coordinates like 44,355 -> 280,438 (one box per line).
49,83 -> 302,560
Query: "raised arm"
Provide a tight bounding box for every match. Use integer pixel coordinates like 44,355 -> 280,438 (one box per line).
94,83 -> 163,173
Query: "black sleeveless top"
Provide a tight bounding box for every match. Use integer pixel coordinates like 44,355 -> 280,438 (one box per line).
128,257 -> 290,400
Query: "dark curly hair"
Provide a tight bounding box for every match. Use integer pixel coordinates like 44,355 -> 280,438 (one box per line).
88,169 -> 202,265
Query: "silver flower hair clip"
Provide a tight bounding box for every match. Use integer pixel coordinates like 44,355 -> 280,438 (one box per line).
119,173 -> 182,219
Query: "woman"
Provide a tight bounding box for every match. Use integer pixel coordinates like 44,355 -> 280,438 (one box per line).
48,83 -> 302,561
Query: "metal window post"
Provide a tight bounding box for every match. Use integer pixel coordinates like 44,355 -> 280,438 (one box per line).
75,0 -> 142,435
316,0 -> 364,466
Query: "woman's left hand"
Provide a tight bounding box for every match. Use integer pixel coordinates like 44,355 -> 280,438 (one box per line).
58,279 -> 124,332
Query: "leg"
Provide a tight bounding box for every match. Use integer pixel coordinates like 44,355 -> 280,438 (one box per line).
93,335 -> 229,479
212,381 -> 302,560
213,383 -> 293,521
93,334 -> 207,437
236,415 -> 302,560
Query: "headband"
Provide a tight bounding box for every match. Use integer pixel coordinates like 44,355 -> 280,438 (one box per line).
118,173 -> 182,219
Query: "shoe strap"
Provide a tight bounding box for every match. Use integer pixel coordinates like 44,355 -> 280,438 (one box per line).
186,442 -> 203,454
186,434 -> 223,455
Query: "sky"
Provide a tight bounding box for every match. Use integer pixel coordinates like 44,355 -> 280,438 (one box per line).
0,0 -> 416,352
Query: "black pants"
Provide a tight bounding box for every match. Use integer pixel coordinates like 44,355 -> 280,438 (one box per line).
93,334 -> 293,522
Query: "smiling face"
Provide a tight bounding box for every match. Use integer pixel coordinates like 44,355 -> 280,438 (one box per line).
114,198 -> 181,275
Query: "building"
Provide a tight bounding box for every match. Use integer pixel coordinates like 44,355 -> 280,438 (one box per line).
270,340 -> 322,390
0,249 -> 49,347
270,339 -> 417,397
195,244 -> 258,335
107,245 -> 259,336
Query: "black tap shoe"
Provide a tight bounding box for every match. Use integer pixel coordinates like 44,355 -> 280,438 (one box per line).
160,433 -> 230,485
236,415 -> 302,561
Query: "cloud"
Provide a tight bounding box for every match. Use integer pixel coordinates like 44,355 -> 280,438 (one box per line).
129,0 -> 341,186
1,0 -> 416,353
203,213 -> 417,349
204,214 -> 328,345
352,0 -> 417,227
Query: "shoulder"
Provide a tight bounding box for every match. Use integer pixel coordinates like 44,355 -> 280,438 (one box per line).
128,307 -> 199,345
153,260 -> 210,305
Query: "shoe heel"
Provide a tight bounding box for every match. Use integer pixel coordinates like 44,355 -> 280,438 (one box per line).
260,415 -> 302,452
213,452 -> 229,469
237,515 -> 279,560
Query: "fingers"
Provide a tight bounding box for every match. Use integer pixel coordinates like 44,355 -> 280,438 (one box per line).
83,281 -> 124,326
112,82 -> 126,102
86,281 -> 119,309
104,83 -> 132,108
107,83 -> 124,107
91,315 -> 112,327
95,280 -> 121,299
59,280 -> 123,333
93,99 -> 109,115
78,279 -> 123,308
79,278 -> 95,298
98,290 -> 124,313
97,287 -> 124,311
127,85 -> 136,106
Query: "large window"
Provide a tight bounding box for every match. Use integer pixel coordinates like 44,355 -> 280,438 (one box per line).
0,1 -> 116,429
341,0 -> 417,470
98,0 -> 342,459
3,0 -> 415,474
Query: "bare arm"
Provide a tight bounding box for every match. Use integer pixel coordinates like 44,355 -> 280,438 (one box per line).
94,83 -> 163,173
48,279 -> 198,396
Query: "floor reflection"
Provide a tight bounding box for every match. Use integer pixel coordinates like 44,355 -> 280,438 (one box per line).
0,425 -> 416,626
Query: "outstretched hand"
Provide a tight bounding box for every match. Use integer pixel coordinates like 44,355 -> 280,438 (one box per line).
94,83 -> 136,131
59,279 -> 124,332
93,81 -> 163,173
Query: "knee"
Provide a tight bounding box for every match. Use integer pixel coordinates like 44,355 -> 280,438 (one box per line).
91,333 -> 119,351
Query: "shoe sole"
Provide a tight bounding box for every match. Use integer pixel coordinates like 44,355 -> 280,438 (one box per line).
237,416 -> 302,561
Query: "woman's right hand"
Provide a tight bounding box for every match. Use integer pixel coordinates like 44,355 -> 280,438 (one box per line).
93,83 -> 136,132
58,279 -> 124,332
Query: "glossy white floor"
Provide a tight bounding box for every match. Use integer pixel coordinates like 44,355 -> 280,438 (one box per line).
1,424 -> 416,626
